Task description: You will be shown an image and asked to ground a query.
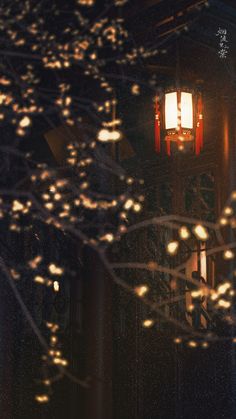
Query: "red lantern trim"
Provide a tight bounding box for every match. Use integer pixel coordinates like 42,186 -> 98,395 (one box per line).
166,139 -> 171,156
196,93 -> 203,155
154,96 -> 161,153
154,91 -> 203,156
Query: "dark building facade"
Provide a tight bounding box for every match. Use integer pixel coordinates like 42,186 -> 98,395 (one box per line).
1,1 -> 236,419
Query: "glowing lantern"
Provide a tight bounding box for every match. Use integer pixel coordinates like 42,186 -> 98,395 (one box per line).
154,89 -> 203,155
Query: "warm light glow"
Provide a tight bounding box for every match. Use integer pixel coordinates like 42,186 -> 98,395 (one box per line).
12,200 -> 24,212
217,282 -> 231,295
223,206 -> 233,216
187,304 -> 194,312
220,217 -> 228,226
133,203 -> 142,212
135,285 -> 149,297
193,224 -> 209,241
165,92 -> 178,129
97,128 -> 121,142
19,116 -> 31,128
188,340 -> 197,348
191,290 -> 202,299
200,244 -> 207,280
34,275 -> 45,284
49,263 -> 64,275
53,281 -> 60,292
28,255 -> 42,269
35,394 -> 49,404
231,191 -> 236,200
142,319 -> 154,328
223,249 -> 234,260
174,337 -> 182,344
181,92 -> 193,129
218,299 -> 231,309
165,91 -> 193,130
179,226 -> 190,240
124,199 -> 134,210
167,241 -> 179,255
210,292 -> 219,301
100,233 -> 114,242
202,342 -> 209,348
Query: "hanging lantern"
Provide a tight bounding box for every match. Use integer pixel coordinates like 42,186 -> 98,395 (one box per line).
154,89 -> 203,156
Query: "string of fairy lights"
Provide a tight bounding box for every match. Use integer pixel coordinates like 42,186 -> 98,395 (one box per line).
0,0 -> 151,403
4,151 -> 236,402
0,0 -> 233,406
102,192 -> 236,349
0,0 -> 166,143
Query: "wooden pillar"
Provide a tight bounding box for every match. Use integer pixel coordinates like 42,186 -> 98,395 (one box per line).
0,277 -> 14,419
83,248 -> 112,419
218,94 -> 236,209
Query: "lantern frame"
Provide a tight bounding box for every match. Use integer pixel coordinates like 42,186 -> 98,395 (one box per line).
164,88 -> 195,144
155,87 -> 203,155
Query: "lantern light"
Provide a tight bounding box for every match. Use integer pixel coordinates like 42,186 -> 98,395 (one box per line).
154,89 -> 203,155
165,92 -> 178,130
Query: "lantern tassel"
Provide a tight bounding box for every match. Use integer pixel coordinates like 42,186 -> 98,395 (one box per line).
166,139 -> 171,156
196,93 -> 203,155
155,96 -> 161,153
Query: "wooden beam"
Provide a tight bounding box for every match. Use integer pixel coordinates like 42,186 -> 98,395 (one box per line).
146,64 -> 199,82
